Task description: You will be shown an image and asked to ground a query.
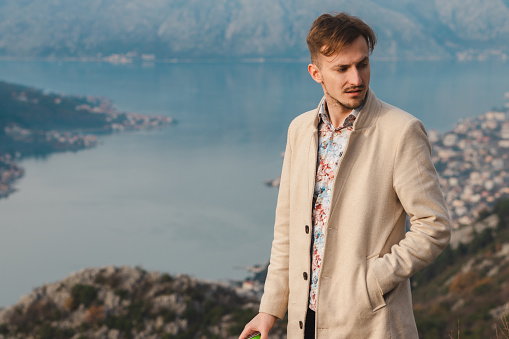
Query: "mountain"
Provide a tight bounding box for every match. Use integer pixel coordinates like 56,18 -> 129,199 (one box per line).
410,198 -> 509,339
0,199 -> 507,338
0,266 -> 287,339
0,0 -> 508,61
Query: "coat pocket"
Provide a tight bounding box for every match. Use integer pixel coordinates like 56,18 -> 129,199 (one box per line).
366,256 -> 386,312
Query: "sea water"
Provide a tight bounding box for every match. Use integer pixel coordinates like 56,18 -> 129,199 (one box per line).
0,60 -> 507,307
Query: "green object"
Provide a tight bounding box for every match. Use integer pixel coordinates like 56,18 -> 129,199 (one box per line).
248,335 -> 261,339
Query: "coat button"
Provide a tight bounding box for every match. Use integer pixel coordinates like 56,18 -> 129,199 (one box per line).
299,321 -> 303,329
305,225 -> 310,234
303,272 -> 308,280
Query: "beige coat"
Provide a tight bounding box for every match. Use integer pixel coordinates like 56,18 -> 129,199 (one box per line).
259,89 -> 451,338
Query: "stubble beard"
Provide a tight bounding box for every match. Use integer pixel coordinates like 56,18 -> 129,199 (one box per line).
325,85 -> 367,111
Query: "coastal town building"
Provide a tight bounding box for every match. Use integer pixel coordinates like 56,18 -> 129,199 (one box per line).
432,108 -> 509,227
266,98 -> 509,229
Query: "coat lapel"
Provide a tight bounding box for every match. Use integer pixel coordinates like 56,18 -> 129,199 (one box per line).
307,128 -> 318,199
305,103 -> 320,201
328,89 -> 381,220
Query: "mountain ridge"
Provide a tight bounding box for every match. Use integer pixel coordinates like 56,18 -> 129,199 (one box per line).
0,0 -> 508,61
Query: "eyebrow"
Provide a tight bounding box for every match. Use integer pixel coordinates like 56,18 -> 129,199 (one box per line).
335,57 -> 369,69
358,57 -> 369,64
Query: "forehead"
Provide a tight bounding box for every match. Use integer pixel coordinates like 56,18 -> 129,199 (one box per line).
318,36 -> 369,66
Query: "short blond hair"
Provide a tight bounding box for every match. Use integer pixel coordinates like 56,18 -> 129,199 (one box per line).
307,12 -> 377,65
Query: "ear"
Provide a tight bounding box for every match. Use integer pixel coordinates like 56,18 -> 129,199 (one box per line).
308,63 -> 323,84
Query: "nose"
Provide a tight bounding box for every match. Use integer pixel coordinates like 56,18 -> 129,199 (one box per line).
348,67 -> 362,86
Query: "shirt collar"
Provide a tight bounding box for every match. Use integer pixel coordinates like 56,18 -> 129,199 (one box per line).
318,98 -> 361,130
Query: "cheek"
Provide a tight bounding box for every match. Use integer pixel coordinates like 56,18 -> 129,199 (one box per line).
325,74 -> 347,88
362,70 -> 371,84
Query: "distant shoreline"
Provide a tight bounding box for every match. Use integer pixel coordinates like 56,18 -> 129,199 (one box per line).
0,53 -> 507,65
0,80 -> 174,200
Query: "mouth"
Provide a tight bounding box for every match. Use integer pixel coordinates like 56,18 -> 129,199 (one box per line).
344,87 -> 365,97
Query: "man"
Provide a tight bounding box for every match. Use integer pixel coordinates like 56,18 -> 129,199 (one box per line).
239,12 -> 451,339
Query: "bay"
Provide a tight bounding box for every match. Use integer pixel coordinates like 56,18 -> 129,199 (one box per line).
0,60 -> 507,307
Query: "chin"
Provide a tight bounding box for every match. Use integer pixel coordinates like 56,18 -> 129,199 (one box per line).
350,95 -> 367,109
343,99 -> 364,110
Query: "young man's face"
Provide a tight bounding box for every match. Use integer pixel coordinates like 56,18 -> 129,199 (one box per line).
308,35 -> 371,115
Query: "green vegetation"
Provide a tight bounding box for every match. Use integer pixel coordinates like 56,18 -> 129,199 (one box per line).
495,198 -> 509,230
413,198 -> 509,339
161,273 -> 173,283
114,288 -> 129,300
413,198 -> 509,289
37,323 -> 74,339
0,81 -> 108,131
70,284 -> 98,309
0,265 -> 288,338
228,307 -> 266,335
0,81 -> 108,156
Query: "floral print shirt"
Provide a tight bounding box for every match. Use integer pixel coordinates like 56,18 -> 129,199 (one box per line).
309,99 -> 359,311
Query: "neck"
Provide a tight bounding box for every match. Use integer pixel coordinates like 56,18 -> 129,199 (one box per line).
325,100 -> 353,129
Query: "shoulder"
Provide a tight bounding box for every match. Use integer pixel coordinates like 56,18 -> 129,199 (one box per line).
279,107 -> 318,152
286,108 -> 318,138
289,108 -> 317,129
378,100 -> 422,129
375,100 -> 427,139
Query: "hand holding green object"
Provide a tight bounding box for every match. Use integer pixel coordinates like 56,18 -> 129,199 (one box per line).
246,333 -> 261,339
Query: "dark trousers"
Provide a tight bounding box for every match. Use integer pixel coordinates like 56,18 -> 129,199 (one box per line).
305,309 -> 315,339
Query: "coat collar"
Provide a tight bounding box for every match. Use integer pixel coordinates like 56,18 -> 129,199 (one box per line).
307,88 -> 381,133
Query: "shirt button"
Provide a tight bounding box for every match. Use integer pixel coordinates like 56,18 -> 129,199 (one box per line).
305,225 -> 310,234
303,272 -> 308,280
299,321 -> 304,329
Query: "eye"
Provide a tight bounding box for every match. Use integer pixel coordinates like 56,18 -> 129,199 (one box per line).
358,62 -> 369,69
337,67 -> 348,72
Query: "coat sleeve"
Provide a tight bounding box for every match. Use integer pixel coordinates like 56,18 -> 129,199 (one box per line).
371,118 -> 451,295
258,123 -> 293,319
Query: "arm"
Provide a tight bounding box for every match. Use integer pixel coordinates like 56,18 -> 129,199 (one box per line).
372,119 -> 451,295
258,123 -> 293,318
239,124 -> 294,337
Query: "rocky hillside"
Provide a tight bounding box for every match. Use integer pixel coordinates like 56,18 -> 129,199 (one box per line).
0,266 -> 287,339
0,0 -> 508,61
240,198 -> 509,338
411,198 -> 509,338
0,200 -> 507,339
